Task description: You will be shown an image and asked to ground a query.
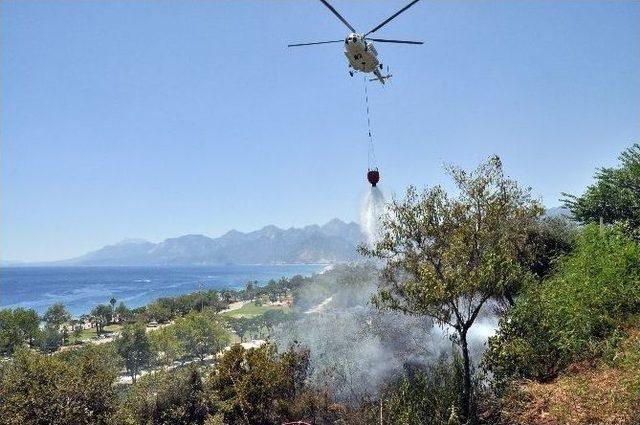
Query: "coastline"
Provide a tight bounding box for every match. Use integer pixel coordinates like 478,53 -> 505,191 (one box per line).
0,263 -> 328,316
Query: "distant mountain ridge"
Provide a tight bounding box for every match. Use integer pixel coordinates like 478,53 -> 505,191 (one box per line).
58,219 -> 365,266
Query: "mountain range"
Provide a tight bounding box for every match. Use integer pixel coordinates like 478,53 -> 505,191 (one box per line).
57,219 -> 365,266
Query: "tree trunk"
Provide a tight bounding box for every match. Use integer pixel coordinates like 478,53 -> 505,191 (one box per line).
460,332 -> 472,424
505,292 -> 516,307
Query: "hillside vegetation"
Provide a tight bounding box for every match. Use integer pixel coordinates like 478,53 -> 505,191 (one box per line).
1,145 -> 639,424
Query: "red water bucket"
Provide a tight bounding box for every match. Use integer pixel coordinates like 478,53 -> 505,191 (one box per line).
367,169 -> 380,187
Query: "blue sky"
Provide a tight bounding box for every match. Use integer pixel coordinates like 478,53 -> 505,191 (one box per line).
2,1 -> 639,262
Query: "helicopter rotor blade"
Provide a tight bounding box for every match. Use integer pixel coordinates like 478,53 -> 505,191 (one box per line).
365,0 -> 422,36
318,0 -> 357,33
367,38 -> 423,45
288,40 -> 344,47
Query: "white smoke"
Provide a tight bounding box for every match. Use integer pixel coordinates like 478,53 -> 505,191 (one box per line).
273,265 -> 441,403
273,266 -> 500,402
360,187 -> 386,246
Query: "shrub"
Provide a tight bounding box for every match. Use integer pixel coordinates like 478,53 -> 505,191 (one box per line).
485,225 -> 640,385
0,346 -> 118,425
383,355 -> 465,425
117,367 -> 209,425
208,343 -> 316,424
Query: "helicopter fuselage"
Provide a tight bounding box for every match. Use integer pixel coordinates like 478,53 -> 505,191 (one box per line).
288,0 -> 424,84
343,33 -> 380,73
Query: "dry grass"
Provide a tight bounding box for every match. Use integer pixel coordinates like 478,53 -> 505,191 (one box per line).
500,328 -> 640,425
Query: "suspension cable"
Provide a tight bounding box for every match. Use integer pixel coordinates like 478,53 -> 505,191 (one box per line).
363,76 -> 377,170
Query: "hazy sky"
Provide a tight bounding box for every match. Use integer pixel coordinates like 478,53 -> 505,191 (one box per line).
2,1 -> 639,262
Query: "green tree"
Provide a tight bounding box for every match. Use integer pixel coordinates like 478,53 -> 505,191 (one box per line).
209,344 -> 310,425
91,304 -> 112,335
484,225 -> 640,386
117,367 -> 209,425
43,303 -> 71,328
147,301 -> 172,323
493,214 -> 577,310
114,301 -> 131,323
72,321 -> 83,342
523,215 -> 576,279
39,325 -> 63,354
227,317 -> 257,343
150,325 -> 186,366
244,281 -> 258,300
175,311 -> 230,362
361,156 -> 542,422
0,308 -> 40,355
0,346 -> 118,425
116,323 -> 152,383
564,143 -> 640,229
257,309 -> 288,334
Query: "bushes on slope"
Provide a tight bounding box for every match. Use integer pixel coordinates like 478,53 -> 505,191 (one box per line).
485,225 -> 640,385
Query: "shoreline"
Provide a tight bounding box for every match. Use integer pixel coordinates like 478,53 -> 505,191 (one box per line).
1,263 -> 331,317
0,262 -> 336,269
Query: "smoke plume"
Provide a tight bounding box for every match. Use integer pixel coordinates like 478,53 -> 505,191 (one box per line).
273,265 -> 498,403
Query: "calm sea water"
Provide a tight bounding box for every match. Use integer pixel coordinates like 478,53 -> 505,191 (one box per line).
0,265 -> 325,316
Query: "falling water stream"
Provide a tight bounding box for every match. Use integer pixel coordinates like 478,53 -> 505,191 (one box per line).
360,186 -> 386,246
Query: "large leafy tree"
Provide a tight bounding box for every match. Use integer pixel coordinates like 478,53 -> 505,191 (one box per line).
91,304 -> 113,335
0,346 -> 118,425
175,311 -> 230,362
209,344 -> 311,425
114,301 -> 131,323
39,325 -> 64,354
117,367 -> 209,425
564,143 -> 640,229
43,303 -> 71,328
146,301 -> 172,324
227,317 -> 257,343
484,225 -> 640,385
41,302 -> 73,349
0,308 -> 40,355
149,325 -> 186,366
116,323 -> 152,383
361,156 -> 543,422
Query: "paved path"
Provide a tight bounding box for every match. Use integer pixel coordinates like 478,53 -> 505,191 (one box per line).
218,300 -> 250,314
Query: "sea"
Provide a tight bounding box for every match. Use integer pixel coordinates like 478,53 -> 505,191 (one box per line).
0,264 -> 326,316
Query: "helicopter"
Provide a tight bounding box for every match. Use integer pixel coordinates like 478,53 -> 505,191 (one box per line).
288,0 -> 424,84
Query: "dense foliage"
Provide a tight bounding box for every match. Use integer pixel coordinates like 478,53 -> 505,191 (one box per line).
174,311 -> 230,362
485,225 -> 640,385
361,156 -> 543,422
0,308 -> 39,355
116,323 -> 153,383
4,149 -> 640,424
564,143 -> 640,229
382,355 -> 468,425
0,346 -> 119,425
520,215 -> 576,281
116,343 -> 340,425
117,367 -> 209,425
209,344 -> 312,424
